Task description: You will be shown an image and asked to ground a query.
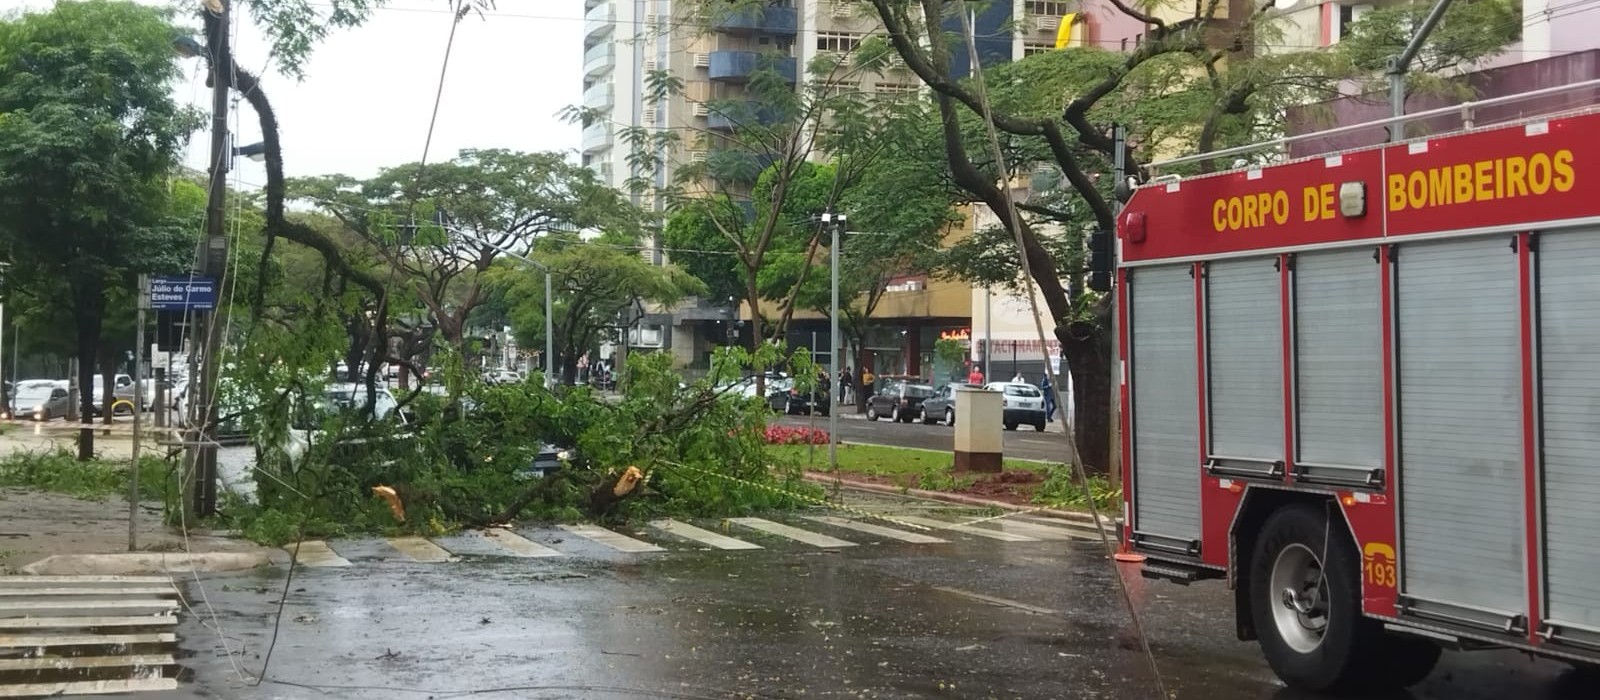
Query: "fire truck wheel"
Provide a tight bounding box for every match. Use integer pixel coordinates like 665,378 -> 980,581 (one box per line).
1250,503 -> 1381,693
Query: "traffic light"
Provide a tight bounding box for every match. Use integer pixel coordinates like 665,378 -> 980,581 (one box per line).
1087,228 -> 1113,292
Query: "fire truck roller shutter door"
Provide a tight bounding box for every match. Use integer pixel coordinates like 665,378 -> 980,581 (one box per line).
1206,258 -> 1284,461
1536,229 -> 1600,629
1131,264 -> 1201,541
1398,236 -> 1525,615
1295,250 -> 1382,469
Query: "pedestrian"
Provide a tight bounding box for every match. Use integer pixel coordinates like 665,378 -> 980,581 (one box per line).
840,366 -> 853,405
1041,373 -> 1056,422
967,364 -> 984,386
861,368 -> 875,396
1012,371 -> 1025,383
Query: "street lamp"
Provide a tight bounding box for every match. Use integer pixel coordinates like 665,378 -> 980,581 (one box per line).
820,211 -> 846,477
436,225 -> 556,390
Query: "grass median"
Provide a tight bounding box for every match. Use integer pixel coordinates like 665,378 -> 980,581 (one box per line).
765,441 -> 1117,512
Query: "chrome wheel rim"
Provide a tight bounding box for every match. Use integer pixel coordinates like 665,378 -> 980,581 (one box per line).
1270,543 -> 1329,654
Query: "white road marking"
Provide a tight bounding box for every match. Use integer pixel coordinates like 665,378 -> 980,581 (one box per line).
0,576 -> 170,585
892,515 -> 1040,542
0,587 -> 174,597
0,632 -> 175,647
478,529 -> 563,558
288,540 -> 351,568
558,524 -> 665,553
728,517 -> 856,548
801,516 -> 948,544
0,679 -> 179,697
0,600 -> 177,615
0,654 -> 174,672
386,537 -> 454,563
972,518 -> 1086,541
649,520 -> 761,550
930,586 -> 1059,615
0,616 -> 176,630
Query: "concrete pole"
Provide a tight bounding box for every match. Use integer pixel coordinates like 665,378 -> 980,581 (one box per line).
130,275 -> 148,552
545,271 -> 554,389
826,212 -> 843,476
189,0 -> 232,519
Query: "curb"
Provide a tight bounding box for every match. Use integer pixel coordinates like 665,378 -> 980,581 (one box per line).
801,472 -> 1119,527
19,552 -> 272,576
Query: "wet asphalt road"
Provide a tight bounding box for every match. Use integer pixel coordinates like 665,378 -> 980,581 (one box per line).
774,413 -> 1074,464
141,495 -> 1596,700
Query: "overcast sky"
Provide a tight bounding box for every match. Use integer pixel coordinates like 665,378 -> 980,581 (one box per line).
1,0 -> 584,184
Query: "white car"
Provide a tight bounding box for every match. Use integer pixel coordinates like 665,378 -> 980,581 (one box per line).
984,381 -> 1048,432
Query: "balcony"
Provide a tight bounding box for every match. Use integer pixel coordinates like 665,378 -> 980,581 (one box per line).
708,51 -> 797,84
711,5 -> 797,36
583,82 -> 614,110
584,3 -> 613,44
584,43 -> 614,79
581,123 -> 612,153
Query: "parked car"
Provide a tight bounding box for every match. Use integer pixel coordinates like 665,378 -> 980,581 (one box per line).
9,380 -> 70,421
89,374 -> 138,414
865,379 -> 936,423
920,382 -> 983,426
985,381 -> 1047,431
784,375 -> 830,417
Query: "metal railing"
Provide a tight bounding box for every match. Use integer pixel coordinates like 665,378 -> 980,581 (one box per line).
1150,78 -> 1600,176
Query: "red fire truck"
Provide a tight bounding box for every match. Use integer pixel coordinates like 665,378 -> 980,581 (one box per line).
1116,83 -> 1600,692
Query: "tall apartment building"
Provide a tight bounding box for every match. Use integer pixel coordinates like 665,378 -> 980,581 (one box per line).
580,0 -> 1147,372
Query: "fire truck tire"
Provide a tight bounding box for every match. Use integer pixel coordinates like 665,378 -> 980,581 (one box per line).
1250,503 -> 1382,693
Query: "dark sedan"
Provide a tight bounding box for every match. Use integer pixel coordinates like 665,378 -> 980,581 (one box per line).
919,383 -> 982,425
865,380 -> 936,423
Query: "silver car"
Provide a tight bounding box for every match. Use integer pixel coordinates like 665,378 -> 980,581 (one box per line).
10,380 -> 70,421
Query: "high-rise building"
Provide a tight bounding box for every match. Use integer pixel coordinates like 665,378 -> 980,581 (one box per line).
579,1 -> 1146,373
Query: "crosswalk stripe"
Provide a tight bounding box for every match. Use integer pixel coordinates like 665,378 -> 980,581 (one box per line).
0,587 -> 175,597
0,679 -> 179,698
0,654 -> 174,672
0,600 -> 177,615
0,632 -> 175,647
650,519 -> 761,550
558,524 -> 665,553
801,516 -> 949,544
892,515 -> 1040,542
289,541 -> 351,568
0,616 -> 176,630
975,518 -> 1084,541
728,517 -> 856,548
477,529 -> 563,558
386,537 -> 453,563
0,576 -> 170,585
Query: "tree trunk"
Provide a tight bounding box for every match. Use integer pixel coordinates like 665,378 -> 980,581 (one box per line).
1058,316 -> 1111,477
73,290 -> 104,461
99,351 -> 117,425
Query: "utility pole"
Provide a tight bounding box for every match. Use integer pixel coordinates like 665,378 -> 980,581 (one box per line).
130,276 -> 148,551
187,0 -> 231,519
823,212 -> 845,478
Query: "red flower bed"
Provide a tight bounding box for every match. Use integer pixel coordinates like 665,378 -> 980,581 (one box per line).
763,426 -> 830,445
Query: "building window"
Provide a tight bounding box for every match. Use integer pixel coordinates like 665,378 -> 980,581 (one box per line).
817,32 -> 862,53
1026,1 -> 1071,17
874,82 -> 919,94
1023,42 -> 1055,56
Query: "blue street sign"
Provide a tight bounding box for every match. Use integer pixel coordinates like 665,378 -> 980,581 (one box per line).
149,275 -> 217,311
